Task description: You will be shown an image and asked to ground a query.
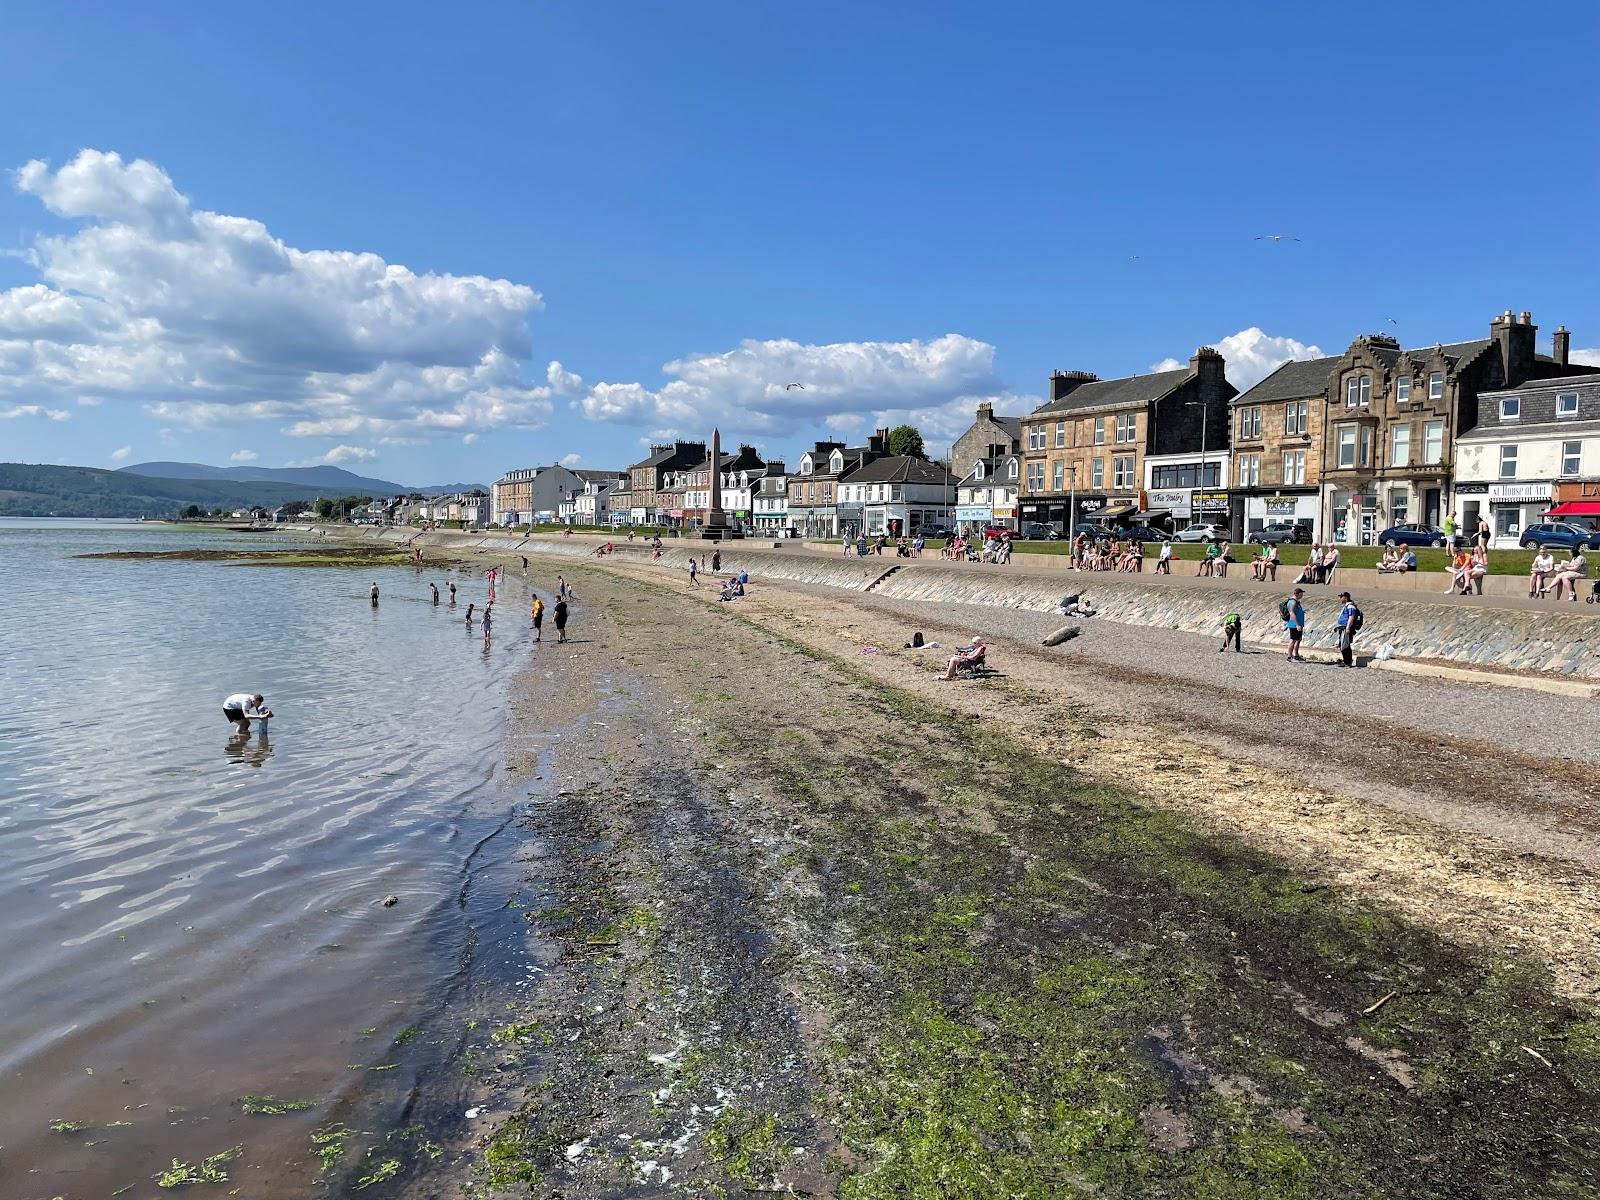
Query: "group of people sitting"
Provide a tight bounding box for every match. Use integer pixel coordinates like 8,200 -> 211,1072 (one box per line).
1072,534 -> 1142,572
1528,546 -> 1591,601
1444,545 -> 1491,595
941,534 -> 1013,564
718,570 -> 749,602
1377,546 -> 1419,574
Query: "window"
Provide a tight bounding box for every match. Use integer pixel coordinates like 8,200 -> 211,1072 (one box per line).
1558,392 -> 1579,418
1499,445 -> 1518,479
1499,396 -> 1520,422
1391,424 -> 1410,467
1563,440 -> 1582,476
1236,454 -> 1260,486
1336,425 -> 1357,468
1389,488 -> 1408,526
1360,425 -> 1372,466
1113,455 -> 1135,488
1237,405 -> 1261,440
1360,376 -> 1371,407
1026,463 -> 1044,491
1051,462 -> 1064,490
1115,413 -> 1137,443
1423,420 -> 1444,464
1091,457 -> 1104,489
1284,400 -> 1308,435
1008,459 -> 1018,478
1055,421 -> 1066,448
1428,371 -> 1444,400
1027,425 -> 1046,451
1094,417 -> 1106,445
973,461 -> 984,480
1495,507 -> 1521,538
1345,376 -> 1370,407
1282,449 -> 1306,485
1396,376 -> 1411,403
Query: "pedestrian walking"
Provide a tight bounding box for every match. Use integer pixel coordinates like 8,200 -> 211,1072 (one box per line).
531,593 -> 544,641
482,604 -> 493,640
1218,611 -> 1243,653
1280,587 -> 1307,662
1334,590 -> 1362,667
711,549 -> 721,574
688,557 -> 699,587
842,534 -> 852,556
1443,511 -> 1459,551
557,574 -> 568,599
465,602 -> 476,625
554,597 -> 569,642
1475,514 -> 1491,554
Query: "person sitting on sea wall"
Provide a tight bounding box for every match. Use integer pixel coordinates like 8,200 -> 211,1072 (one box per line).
222,692 -> 271,733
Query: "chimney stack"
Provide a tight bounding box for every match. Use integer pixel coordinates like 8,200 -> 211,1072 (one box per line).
1491,309 -> 1537,386
976,401 -> 993,418
1188,345 -> 1226,385
1050,369 -> 1099,402
1554,326 -> 1571,368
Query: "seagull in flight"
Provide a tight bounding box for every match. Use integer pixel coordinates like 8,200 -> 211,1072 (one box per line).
784,382 -> 806,390
1386,316 -> 1399,325
1254,234 -> 1300,242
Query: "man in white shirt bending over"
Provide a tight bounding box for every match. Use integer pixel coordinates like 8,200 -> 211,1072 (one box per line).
222,692 -> 271,733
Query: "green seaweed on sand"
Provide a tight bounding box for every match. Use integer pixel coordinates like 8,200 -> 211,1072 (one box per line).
154,1144 -> 242,1188
354,1157 -> 402,1190
704,1108 -> 786,1187
48,1118 -> 88,1133
239,1094 -> 315,1115
310,1124 -> 352,1177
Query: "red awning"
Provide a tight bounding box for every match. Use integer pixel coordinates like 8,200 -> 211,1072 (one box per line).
1548,501 -> 1600,518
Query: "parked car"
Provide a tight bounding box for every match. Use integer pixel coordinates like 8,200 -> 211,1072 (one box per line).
1173,523 -> 1228,544
1019,521 -> 1060,540
921,525 -> 955,540
1247,522 -> 1312,545
1519,522 -> 1600,551
1375,522 -> 1448,548
1107,524 -> 1167,544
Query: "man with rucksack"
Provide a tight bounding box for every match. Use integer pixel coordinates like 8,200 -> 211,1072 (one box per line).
1334,590 -> 1363,667
1279,588 -> 1306,663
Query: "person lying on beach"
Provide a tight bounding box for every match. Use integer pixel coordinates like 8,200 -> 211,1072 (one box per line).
222,692 -> 271,733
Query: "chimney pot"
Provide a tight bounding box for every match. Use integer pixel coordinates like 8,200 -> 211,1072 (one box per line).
1554,325 -> 1571,368
1520,310 -> 1533,325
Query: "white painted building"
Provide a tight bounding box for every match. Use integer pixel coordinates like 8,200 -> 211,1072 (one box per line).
751,463 -> 788,531
837,455 -> 956,537
1142,450 -> 1232,530
1455,374 -> 1600,547
955,453 -> 1021,531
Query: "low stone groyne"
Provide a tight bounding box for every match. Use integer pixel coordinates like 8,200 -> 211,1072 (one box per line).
297,529 -> 1600,679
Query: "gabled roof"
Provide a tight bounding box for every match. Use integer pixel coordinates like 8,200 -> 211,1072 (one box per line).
957,453 -> 1017,486
1232,356 -> 1339,405
573,468 -> 627,482
842,455 -> 954,485
991,414 -> 1023,440
1029,367 -> 1191,417
1406,338 -> 1491,364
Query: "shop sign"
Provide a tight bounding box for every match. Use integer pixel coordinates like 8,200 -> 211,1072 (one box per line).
1453,482 -> 1489,495
1077,497 -> 1106,512
956,505 -> 991,522
1192,490 -> 1230,514
1148,488 -> 1191,516
993,507 -> 1018,519
1488,482 -> 1553,502
1263,495 -> 1300,514
1020,503 -> 1042,516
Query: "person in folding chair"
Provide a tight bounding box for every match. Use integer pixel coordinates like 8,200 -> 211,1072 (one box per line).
942,635 -> 990,680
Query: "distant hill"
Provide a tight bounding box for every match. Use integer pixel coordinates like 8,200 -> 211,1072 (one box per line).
119,461 -> 484,496
0,462 -> 337,518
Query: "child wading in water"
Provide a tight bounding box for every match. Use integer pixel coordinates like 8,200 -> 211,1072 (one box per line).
482,604 -> 493,640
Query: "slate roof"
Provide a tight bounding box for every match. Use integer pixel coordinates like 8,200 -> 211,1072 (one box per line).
573,468 -> 627,482
1231,356 -> 1339,405
842,456 -> 955,485
957,454 -> 1016,486
1483,372 -> 1600,394
992,414 -> 1023,440
1029,368 -> 1191,417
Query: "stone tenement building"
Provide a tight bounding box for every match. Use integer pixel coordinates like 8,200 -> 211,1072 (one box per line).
1229,355 -> 1339,537
1018,347 -> 1236,529
950,401 -> 1023,471
626,440 -> 707,525
1317,311 -> 1595,543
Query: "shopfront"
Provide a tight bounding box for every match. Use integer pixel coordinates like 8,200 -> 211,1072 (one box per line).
1486,481 -> 1554,547
1327,485 -> 1380,545
1242,491 -> 1319,538
955,503 -> 991,532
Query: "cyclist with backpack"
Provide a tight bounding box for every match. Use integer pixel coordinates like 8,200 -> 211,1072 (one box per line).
1334,590 -> 1364,667
1279,587 -> 1307,663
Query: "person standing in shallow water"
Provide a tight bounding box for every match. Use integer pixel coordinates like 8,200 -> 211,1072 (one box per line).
369,582 -> 379,606
448,580 -> 456,606
482,604 -> 493,640
554,596 -> 569,642
464,602 -> 475,625
429,582 -> 439,605
530,592 -> 544,642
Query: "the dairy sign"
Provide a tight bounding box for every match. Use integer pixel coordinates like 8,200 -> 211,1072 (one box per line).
1148,488 -> 1191,517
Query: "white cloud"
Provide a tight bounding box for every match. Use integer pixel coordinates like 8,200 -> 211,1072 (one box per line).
76,395 -> 100,406
1151,327 -> 1325,394
0,403 -> 70,420
578,333 -> 1003,439
559,452 -> 582,466
1571,348 -> 1600,368
546,360 -> 584,394
230,449 -> 258,462
110,444 -> 131,461
2,149 -> 550,444
312,444 -> 377,465
462,432 -> 479,445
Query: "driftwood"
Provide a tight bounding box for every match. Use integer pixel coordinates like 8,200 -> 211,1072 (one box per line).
1041,626 -> 1082,647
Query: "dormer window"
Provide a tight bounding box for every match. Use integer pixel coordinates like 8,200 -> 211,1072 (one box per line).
801,458 -> 813,475
1008,460 -> 1018,479
829,451 -> 844,472
1557,392 -> 1579,418
1345,376 -> 1371,407
1499,396 -> 1520,422
974,461 -> 985,480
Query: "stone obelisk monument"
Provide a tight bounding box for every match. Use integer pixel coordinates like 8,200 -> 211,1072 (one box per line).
703,427 -> 729,538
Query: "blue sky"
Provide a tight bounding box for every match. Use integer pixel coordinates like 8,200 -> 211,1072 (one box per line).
1,1 -> 1596,486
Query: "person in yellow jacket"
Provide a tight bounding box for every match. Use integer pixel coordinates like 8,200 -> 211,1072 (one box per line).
530,593 -> 545,642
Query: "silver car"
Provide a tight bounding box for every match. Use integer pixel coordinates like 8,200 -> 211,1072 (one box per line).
1173,523 -> 1227,544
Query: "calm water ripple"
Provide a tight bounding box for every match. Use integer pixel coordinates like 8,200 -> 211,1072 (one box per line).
0,519 -> 540,1197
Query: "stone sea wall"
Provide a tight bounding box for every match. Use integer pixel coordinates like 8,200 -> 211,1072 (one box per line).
316,528 -> 1600,679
